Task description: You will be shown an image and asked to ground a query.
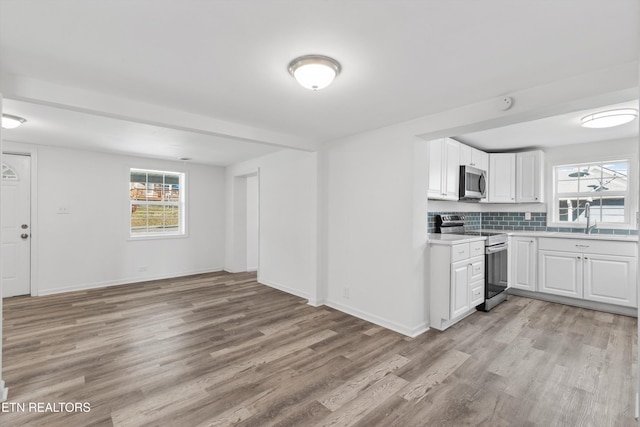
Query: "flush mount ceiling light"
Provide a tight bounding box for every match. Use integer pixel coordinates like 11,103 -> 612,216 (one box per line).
580,108 -> 638,129
288,55 -> 341,90
1,114 -> 27,129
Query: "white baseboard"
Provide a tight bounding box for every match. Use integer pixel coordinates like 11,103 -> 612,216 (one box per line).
324,299 -> 429,338
36,267 -> 225,296
509,289 -> 638,317
0,380 -> 7,402
307,298 -> 326,307
257,277 -> 310,301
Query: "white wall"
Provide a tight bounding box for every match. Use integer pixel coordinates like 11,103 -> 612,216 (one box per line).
322,128 -> 430,336
225,149 -> 317,300
5,142 -> 226,295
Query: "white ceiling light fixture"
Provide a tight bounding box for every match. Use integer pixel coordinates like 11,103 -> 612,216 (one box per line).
288,55 -> 341,91
580,108 -> 638,129
1,114 -> 27,129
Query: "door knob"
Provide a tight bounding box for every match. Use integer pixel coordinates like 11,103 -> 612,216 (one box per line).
20,233 -> 29,239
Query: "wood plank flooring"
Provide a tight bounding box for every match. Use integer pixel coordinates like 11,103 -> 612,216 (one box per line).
0,271 -> 636,426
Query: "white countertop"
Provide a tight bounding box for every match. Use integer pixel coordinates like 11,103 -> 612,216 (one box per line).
428,234 -> 487,245
429,230 -> 638,243
504,230 -> 638,242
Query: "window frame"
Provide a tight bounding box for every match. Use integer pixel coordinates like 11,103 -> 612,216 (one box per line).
548,157 -> 634,230
129,168 -> 187,239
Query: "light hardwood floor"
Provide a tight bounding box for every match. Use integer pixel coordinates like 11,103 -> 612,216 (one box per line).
0,271 -> 637,426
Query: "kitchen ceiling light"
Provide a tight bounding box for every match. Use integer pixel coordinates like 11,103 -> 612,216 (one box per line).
1,114 -> 27,129
580,108 -> 638,128
288,55 -> 341,90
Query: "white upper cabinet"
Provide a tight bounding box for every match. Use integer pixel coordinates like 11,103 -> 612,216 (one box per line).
488,153 -> 516,203
516,150 -> 544,203
428,138 -> 460,200
488,150 -> 544,203
459,144 -> 488,172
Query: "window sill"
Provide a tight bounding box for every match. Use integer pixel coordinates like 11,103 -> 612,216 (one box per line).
127,233 -> 189,241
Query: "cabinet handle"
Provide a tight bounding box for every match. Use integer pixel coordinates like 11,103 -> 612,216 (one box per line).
577,256 -> 581,259
458,251 -> 465,254
584,257 -> 588,260
575,244 -> 590,248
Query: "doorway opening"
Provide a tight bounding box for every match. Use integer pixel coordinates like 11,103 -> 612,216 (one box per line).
232,171 -> 259,273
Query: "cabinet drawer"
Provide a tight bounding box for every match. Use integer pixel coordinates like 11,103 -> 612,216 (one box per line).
538,238 -> 637,257
470,240 -> 485,257
451,243 -> 470,262
470,282 -> 485,306
468,257 -> 484,282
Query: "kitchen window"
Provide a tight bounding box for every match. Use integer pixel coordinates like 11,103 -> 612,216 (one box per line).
130,168 -> 185,237
551,160 -> 629,227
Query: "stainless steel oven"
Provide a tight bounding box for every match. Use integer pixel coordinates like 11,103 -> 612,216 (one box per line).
480,240 -> 509,311
435,214 -> 509,312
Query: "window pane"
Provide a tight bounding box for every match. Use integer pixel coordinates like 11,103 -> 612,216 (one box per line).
131,203 -> 148,233
556,166 -> 580,193
595,196 -> 625,223
164,205 -> 180,230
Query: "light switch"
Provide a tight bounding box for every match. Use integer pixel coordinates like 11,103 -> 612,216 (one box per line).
524,212 -> 531,220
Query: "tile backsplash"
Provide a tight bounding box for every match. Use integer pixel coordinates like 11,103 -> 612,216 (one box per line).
427,211 -> 638,235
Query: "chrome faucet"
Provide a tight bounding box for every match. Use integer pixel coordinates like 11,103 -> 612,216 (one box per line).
585,202 -> 596,234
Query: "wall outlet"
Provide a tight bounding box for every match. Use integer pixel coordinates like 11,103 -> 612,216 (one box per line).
524,212 -> 532,220
343,287 -> 350,299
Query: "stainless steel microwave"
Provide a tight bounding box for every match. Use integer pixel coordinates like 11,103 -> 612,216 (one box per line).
459,165 -> 487,200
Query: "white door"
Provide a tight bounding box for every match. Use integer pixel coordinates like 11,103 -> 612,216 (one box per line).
427,139 -> 444,198
443,138 -> 460,199
488,153 -> 516,203
2,154 -> 31,297
538,250 -> 582,298
511,238 -> 537,291
450,260 -> 470,318
583,254 -> 637,307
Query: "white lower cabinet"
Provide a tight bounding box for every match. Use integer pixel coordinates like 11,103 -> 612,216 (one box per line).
510,237 -> 537,291
537,238 -> 637,308
538,250 -> 582,298
583,254 -> 637,307
430,240 -> 485,331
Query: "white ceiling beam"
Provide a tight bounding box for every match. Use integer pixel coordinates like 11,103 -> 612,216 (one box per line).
0,73 -> 318,152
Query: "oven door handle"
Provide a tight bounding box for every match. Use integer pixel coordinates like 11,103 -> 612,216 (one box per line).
485,242 -> 508,254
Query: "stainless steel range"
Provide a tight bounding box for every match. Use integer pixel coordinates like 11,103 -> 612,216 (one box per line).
435,215 -> 509,311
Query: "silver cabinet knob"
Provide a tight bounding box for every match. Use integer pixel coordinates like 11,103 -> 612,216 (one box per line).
21,233 -> 29,239
21,224 -> 29,229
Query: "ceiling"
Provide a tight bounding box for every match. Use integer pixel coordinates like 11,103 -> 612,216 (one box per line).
0,1 -> 638,165
456,99 -> 640,152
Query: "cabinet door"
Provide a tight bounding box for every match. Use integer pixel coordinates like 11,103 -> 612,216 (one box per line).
451,260 -> 470,318
583,254 -> 637,307
473,149 -> 489,173
511,238 -> 537,291
459,143 -> 472,167
488,153 -> 515,203
538,250 -> 582,298
443,138 -> 460,200
427,139 -> 444,198
516,151 -> 543,203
